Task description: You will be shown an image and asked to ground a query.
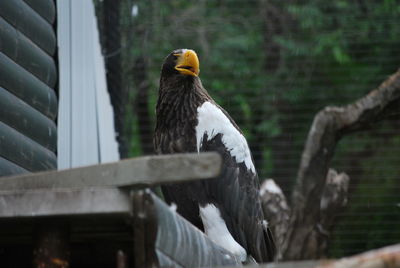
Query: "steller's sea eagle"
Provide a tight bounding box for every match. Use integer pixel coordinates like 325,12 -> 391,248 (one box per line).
154,48 -> 275,262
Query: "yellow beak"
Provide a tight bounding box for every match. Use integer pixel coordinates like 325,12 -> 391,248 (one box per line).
175,49 -> 200,76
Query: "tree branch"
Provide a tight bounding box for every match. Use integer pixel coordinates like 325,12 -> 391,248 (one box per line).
262,69 -> 400,260
261,169 -> 349,260
260,179 -> 291,259
315,244 -> 400,268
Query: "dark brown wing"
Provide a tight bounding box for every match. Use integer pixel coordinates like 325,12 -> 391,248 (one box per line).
199,132 -> 275,262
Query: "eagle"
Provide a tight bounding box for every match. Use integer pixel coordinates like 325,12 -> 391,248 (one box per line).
154,48 -> 275,263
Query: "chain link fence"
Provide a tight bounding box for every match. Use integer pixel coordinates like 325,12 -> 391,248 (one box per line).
94,0 -> 400,258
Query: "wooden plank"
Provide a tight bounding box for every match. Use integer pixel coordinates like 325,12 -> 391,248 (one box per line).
0,87 -> 57,152
0,0 -> 56,55
0,157 -> 29,177
230,244 -> 400,267
0,187 -> 131,218
132,190 -> 158,268
0,153 -> 221,190
0,121 -> 57,172
224,260 -> 323,268
23,0 -> 56,24
0,17 -> 57,87
33,221 -> 70,268
0,52 -> 58,120
314,244 -> 400,268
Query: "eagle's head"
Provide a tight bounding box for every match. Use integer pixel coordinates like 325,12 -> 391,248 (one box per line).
161,49 -> 200,78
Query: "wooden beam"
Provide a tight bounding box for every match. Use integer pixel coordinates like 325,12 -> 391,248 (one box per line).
222,244 -> 400,268
230,260 -> 323,268
314,244 -> 400,268
0,153 -> 221,190
0,187 -> 131,218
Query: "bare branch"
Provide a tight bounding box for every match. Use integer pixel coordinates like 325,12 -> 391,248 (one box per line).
280,69 -> 400,260
315,244 -> 400,268
260,179 -> 291,259
261,170 -> 349,260
239,244 -> 400,268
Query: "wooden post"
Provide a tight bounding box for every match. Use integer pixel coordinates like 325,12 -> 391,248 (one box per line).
116,250 -> 128,268
33,220 -> 70,268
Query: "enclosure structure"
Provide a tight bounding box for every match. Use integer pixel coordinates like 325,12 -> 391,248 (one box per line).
94,0 -> 400,259
0,0 -> 243,267
0,0 -> 399,267
0,0 -> 58,176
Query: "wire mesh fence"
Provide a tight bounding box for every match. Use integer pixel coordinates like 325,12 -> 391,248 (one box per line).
94,0 -> 400,259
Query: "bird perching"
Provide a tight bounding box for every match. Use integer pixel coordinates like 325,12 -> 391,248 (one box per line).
154,49 -> 275,263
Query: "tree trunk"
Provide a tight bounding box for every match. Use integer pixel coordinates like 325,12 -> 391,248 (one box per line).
33,221 -> 70,268
261,68 -> 400,260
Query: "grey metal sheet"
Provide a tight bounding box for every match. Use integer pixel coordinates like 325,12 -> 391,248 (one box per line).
23,0 -> 56,24
0,87 -> 57,152
0,52 -> 58,120
156,250 -> 184,268
0,16 -> 57,87
0,157 -> 29,177
0,121 -> 57,172
0,0 -> 56,55
133,192 -> 240,267
0,153 -> 221,190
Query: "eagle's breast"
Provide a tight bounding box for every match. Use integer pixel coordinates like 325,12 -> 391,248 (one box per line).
195,101 -> 255,173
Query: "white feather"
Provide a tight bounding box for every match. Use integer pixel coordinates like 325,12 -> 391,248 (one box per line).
199,204 -> 247,262
259,179 -> 283,196
169,202 -> 177,212
195,101 -> 255,172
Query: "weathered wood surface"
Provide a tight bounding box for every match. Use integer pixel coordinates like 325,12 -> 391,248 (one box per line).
220,244 -> 400,267
132,191 -> 240,267
0,187 -> 131,218
260,69 -> 400,260
219,260 -> 323,268
315,244 -> 400,268
0,152 -> 221,190
0,189 -> 240,266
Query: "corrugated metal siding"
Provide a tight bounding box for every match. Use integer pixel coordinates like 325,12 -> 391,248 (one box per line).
0,0 -> 57,176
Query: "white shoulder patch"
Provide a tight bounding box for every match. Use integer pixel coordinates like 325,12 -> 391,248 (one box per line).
195,101 -> 255,172
199,204 -> 247,262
